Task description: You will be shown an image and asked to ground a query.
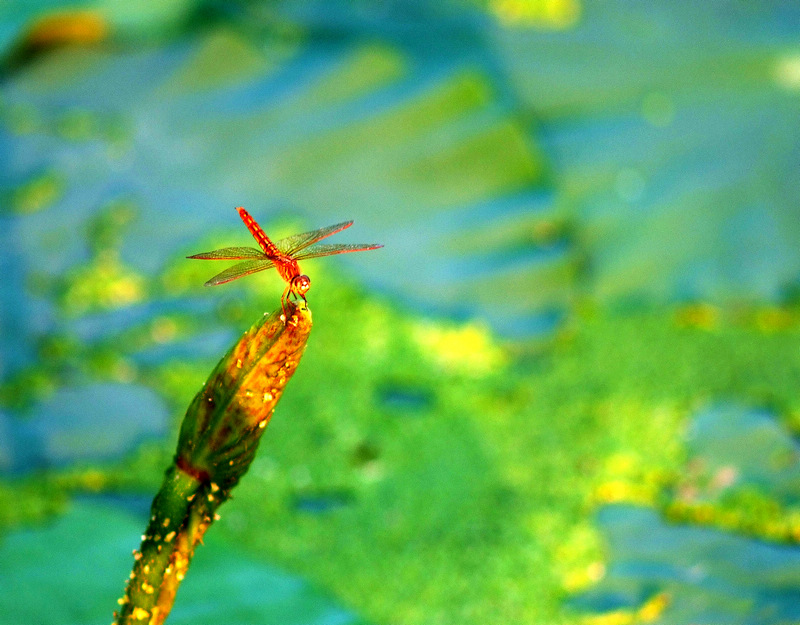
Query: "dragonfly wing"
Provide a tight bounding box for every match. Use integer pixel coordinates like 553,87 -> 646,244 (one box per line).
294,242 -> 383,260
188,247 -> 265,260
203,259 -> 275,286
275,221 -> 354,255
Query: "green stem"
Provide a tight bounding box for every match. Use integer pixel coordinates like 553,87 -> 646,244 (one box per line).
115,466 -> 203,624
151,479 -> 216,624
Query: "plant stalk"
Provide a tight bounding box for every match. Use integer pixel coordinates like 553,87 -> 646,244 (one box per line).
114,302 -> 312,624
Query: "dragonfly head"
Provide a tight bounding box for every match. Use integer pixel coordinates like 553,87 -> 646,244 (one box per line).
292,274 -> 311,299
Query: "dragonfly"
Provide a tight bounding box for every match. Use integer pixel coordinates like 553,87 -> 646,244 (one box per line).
188,207 -> 382,313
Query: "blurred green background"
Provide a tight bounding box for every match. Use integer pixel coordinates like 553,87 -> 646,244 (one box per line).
2,1 -> 800,623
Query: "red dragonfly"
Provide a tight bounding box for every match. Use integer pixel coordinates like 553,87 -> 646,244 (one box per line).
188,207 -> 382,311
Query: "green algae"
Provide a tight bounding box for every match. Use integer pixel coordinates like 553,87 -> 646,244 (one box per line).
56,108 -> 102,140
275,71 -> 496,188
208,295 -> 800,625
5,266 -> 800,624
9,170 -> 64,215
43,201 -> 148,315
162,28 -> 280,93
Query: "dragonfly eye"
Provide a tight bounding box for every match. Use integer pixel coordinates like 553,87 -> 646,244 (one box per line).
294,275 -> 311,295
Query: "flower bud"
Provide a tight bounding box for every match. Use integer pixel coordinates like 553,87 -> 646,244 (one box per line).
175,301 -> 312,494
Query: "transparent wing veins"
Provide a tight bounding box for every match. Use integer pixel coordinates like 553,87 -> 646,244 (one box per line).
294,242 -> 384,260
275,221 -> 354,256
188,247 -> 266,260
203,259 -> 275,286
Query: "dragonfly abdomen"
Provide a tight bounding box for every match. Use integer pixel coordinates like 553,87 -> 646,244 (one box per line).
236,207 -> 282,257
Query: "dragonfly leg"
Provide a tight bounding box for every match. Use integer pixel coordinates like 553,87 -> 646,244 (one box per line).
291,289 -> 307,306
281,281 -> 306,318
281,286 -> 290,318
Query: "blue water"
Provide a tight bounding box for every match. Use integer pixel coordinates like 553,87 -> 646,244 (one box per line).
0,501 -> 362,625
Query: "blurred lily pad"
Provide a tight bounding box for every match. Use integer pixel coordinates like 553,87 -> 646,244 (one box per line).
492,0 -> 800,304
572,404 -> 800,623
570,504 -> 800,624
1,382 -> 168,473
684,404 -> 800,505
